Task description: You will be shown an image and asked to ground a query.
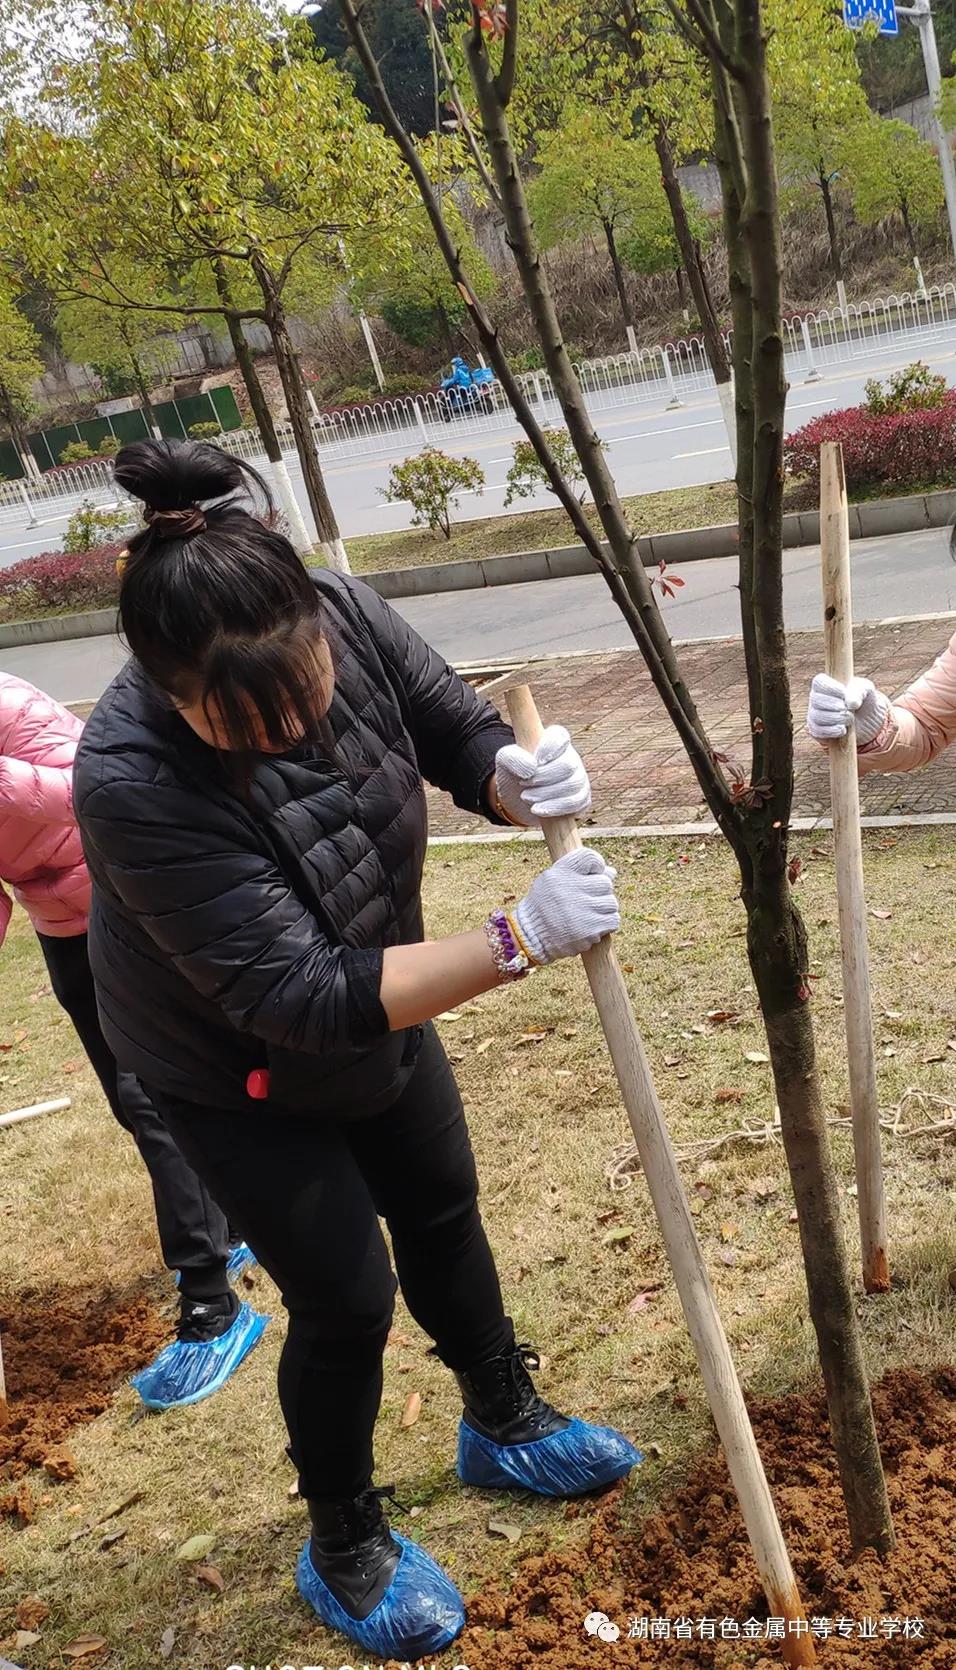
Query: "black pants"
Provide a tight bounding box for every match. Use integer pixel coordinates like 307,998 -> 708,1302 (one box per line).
37,931 -> 230,1300
147,1024 -> 512,1499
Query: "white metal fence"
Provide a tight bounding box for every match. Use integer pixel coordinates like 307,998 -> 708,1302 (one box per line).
6,283 -> 956,537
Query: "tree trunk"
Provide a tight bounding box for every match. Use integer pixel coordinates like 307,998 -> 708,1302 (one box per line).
899,197 -> 918,263
675,266 -> 688,317
212,261 -> 311,555
436,299 -> 459,358
819,169 -> 844,284
0,382 -> 40,478
125,341 -> 160,437
714,1 -> 895,1559
603,218 -> 634,335
250,251 -> 348,573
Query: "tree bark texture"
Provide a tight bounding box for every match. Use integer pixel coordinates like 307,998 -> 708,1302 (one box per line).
250,251 -> 348,571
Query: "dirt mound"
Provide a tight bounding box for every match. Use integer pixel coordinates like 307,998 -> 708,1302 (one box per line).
453,1367 -> 956,1668
0,1283 -> 167,1483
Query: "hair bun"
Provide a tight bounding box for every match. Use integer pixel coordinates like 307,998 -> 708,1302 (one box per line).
114,437 -> 247,512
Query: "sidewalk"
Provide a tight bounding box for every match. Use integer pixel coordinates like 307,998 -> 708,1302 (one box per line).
428,616 -> 956,837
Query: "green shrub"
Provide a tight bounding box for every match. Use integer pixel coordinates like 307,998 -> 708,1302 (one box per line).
383,448 -> 484,539
863,361 -> 948,417
504,427 -> 599,507
188,420 -> 223,441
59,440 -> 94,464
97,435 -> 121,457
63,498 -> 136,554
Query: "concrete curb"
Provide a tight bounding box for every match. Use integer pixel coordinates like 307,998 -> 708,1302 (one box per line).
3,486 -> 954,648
427,811 -> 956,847
361,486 -> 956,601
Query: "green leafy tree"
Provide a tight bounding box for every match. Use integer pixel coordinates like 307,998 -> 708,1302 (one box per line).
57,292 -> 175,434
863,360 -> 948,414
769,0 -> 873,289
0,285 -> 42,474
63,498 -> 135,552
2,0 -> 406,568
844,116 -> 945,262
383,447 -> 484,537
528,109 -> 680,337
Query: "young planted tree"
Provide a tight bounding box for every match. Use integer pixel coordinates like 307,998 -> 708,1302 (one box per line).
0,285 -> 42,477
338,0 -> 894,1559
383,447 -> 484,537
845,115 -> 945,268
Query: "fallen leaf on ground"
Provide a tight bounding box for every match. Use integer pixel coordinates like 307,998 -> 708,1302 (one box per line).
716,1247 -> 738,1267
922,1050 -> 946,1064
475,1038 -> 494,1055
195,1565 -> 225,1593
514,1031 -> 547,1046
175,1534 -> 216,1563
436,1010 -> 461,1022
707,1009 -> 740,1025
63,1637 -> 109,1660
744,1051 -> 769,1064
13,1630 -> 41,1651
487,1517 -> 522,1543
159,1626 -> 176,1659
627,1288 -> 660,1314
99,1529 -> 126,1550
720,1222 -> 738,1242
401,1391 -> 422,1429
715,1088 -> 745,1105
869,908 -> 893,921
662,1055 -> 682,1068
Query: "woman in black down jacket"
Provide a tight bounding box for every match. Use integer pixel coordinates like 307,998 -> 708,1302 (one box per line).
74,440 -> 639,1661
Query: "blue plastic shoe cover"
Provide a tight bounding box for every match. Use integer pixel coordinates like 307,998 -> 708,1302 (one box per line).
226,1240 -> 256,1280
295,1531 -> 466,1660
131,1302 -> 269,1411
457,1414 -> 642,1496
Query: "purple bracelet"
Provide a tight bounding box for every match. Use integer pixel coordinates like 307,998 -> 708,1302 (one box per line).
484,909 -> 532,981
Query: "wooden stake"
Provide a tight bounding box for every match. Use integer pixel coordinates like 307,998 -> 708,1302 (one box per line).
819,442 -> 890,1295
0,1097 -> 70,1131
506,685 -> 816,1668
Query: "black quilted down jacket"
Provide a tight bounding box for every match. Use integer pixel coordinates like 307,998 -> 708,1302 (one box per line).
74,572 -> 513,1114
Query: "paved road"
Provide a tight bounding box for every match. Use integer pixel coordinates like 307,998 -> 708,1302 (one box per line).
4,330 -> 956,569
7,525 -> 954,706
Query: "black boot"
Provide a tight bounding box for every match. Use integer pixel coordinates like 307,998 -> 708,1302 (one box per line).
306,1486 -> 402,1620
454,1341 -> 571,1445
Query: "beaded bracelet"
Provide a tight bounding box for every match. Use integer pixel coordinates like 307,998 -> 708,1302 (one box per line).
483,908 -> 535,981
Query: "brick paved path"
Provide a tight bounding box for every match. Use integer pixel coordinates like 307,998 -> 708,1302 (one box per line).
428,618 -> 956,837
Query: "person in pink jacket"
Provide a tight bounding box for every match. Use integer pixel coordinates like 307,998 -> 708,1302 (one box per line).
806,629 -> 956,771
0,672 -> 266,1408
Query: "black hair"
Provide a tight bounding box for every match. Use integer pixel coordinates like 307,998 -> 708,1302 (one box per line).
115,438 -> 330,758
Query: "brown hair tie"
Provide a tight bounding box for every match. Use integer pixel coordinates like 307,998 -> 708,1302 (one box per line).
144,505 -> 206,539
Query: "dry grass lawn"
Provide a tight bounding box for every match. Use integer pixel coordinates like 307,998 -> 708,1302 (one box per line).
1,828 -> 954,1668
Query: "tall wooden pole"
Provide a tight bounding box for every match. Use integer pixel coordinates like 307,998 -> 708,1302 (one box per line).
506,685 -> 816,1668
819,441 -> 890,1295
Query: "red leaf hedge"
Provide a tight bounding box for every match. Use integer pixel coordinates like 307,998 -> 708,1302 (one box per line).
0,542 -> 123,622
783,393 -> 956,497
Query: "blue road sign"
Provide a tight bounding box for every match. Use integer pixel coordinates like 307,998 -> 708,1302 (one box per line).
843,0 -> 899,36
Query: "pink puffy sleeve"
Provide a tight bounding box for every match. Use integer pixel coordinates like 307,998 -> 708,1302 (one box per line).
859,630 -> 956,776
0,753 -> 75,824
0,880 -> 11,946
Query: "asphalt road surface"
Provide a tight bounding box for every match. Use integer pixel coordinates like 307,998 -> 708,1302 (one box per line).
3,330 -> 956,570
6,525 -> 953,708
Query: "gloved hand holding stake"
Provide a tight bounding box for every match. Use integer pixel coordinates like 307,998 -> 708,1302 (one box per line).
494,725 -> 592,824
514,849 -> 619,965
806,674 -> 889,746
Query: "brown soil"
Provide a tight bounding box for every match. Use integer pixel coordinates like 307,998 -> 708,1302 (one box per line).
451,1367 -> 956,1669
0,1283 -> 167,1485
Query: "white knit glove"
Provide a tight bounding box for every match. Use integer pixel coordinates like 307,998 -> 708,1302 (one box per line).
514,848 -> 619,965
494,726 -> 592,825
806,674 -> 890,746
